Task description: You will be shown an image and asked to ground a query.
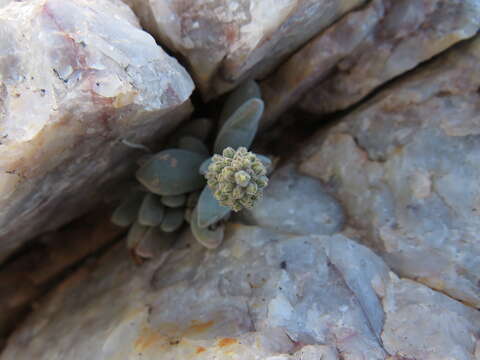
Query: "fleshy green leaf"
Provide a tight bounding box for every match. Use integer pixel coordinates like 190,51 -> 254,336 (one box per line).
178,136 -> 210,157
214,98 -> 264,154
138,193 -> 165,226
161,194 -> 187,208
160,208 -> 185,232
134,226 -> 175,259
199,157 -> 213,175
126,221 -> 149,249
111,191 -> 143,227
255,154 -> 273,174
190,207 -> 224,249
197,186 -> 231,228
177,118 -> 213,141
220,80 -> 261,126
136,149 -> 207,196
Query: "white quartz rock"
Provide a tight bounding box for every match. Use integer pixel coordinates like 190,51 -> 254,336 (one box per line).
300,35 -> 480,307
123,0 -> 367,98
3,224 -> 479,359
0,0 -> 195,262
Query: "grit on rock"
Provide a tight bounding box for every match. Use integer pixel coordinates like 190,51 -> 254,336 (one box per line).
0,0 -> 194,262
300,34 -> 480,308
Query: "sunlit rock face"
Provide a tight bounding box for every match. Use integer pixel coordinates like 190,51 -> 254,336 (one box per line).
123,0 -> 367,98
0,0 -> 11,8
300,35 -> 480,308
242,165 -> 345,236
2,225 -> 479,360
261,0 -> 480,127
0,0 -> 195,262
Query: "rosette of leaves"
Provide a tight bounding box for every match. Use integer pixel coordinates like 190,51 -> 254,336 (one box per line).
111,80 -> 271,253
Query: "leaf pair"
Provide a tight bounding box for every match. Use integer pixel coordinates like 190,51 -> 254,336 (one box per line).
214,84 -> 264,154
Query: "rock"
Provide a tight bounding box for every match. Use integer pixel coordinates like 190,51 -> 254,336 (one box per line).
264,345 -> 339,360
123,0 -> 367,98
0,208 -> 123,341
241,165 -> 345,235
382,276 -> 480,360
0,0 -> 194,262
261,0 -> 480,126
2,224 -> 479,359
300,35 -> 480,307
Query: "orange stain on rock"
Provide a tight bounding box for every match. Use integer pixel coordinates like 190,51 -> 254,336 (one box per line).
135,327 -> 163,352
196,346 -> 206,354
218,338 -> 237,347
187,320 -> 214,334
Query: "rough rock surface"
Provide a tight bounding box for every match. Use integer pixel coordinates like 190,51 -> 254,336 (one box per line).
0,0 -> 195,262
123,0 -> 367,98
261,0 -> 480,126
2,224 -> 479,359
300,35 -> 480,308
242,165 -> 345,236
0,208 -> 123,341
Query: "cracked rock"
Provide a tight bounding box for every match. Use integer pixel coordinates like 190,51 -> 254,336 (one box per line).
122,0 -> 367,98
261,0 -> 480,126
2,224 -> 479,359
300,34 -> 480,307
0,0 -> 195,262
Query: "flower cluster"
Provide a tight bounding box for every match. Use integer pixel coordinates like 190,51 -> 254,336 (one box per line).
206,147 -> 268,211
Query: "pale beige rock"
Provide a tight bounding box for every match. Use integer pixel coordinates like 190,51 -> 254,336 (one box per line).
2,224 -> 479,359
0,0 -> 195,262
123,0 -> 367,98
261,0 -> 480,127
300,35 -> 480,307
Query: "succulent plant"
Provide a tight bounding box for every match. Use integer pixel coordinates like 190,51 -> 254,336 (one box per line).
205,147 -> 268,211
112,80 -> 272,255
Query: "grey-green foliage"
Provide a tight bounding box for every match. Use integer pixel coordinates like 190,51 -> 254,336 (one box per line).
219,80 -> 261,126
161,194 -> 187,208
160,208 -> 184,232
214,98 -> 264,154
112,79 -> 270,254
136,149 -> 207,195
178,136 -> 210,157
197,186 -> 230,228
190,208 -> 224,249
138,193 -> 165,226
111,191 -> 143,227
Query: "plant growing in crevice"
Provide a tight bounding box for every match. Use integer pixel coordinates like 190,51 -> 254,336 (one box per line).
111,80 -> 272,256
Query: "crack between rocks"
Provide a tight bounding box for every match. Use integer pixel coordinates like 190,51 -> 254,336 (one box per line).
326,259 -> 390,357
281,34 -> 480,160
